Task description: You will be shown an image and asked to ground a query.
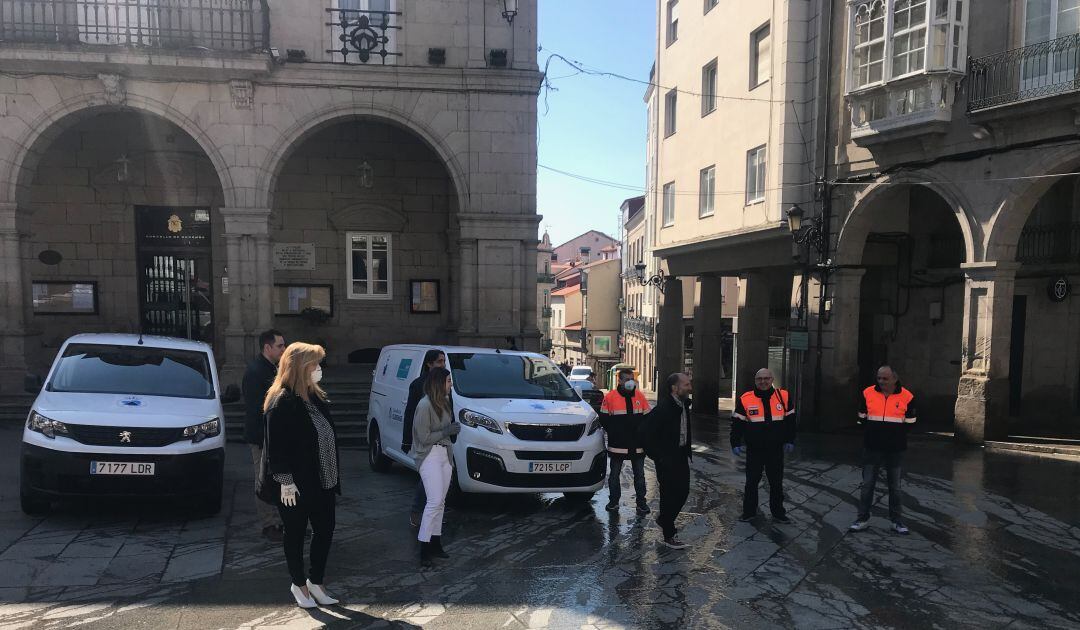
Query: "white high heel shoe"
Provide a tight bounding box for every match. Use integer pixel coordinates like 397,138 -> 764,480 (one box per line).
306,579 -> 340,606
290,584 -> 317,609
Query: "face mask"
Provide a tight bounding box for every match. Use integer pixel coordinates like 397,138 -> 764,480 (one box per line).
311,366 -> 323,385
623,380 -> 637,391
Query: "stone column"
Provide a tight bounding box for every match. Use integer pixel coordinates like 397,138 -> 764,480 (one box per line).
458,238 -> 478,335
0,202 -> 27,392
220,208 -> 272,382
521,238 -> 540,349
693,275 -> 724,414
655,275 -> 684,389
954,262 -> 1019,444
736,272 -> 771,396
817,268 -> 866,431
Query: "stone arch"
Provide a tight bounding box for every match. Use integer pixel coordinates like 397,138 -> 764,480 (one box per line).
984,144 -> 1080,263
2,93 -> 236,209
835,174 -> 978,266
256,102 -> 469,216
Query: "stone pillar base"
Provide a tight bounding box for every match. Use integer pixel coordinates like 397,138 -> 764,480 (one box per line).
954,373 -> 1010,444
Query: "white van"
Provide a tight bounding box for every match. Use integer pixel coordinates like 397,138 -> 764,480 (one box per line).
367,345 -> 606,498
20,334 -> 229,515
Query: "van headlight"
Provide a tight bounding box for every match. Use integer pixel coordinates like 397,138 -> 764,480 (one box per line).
459,409 -> 502,434
587,411 -> 602,436
27,412 -> 69,439
183,418 -> 220,443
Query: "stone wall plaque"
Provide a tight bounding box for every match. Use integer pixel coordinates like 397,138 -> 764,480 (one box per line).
273,243 -> 316,271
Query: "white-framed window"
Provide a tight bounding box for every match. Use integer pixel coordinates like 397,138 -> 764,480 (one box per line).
891,0 -> 928,78
704,0 -> 719,13
699,166 -> 716,218
347,232 -> 392,299
667,0 -> 680,46
702,59 -> 718,115
662,182 -> 676,226
664,88 -> 678,136
745,146 -> 766,205
847,0 -> 967,93
852,1 -> 887,89
750,23 -> 771,88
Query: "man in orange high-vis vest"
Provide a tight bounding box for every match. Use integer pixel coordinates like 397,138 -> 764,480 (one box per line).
599,367 -> 652,514
849,365 -> 917,535
731,368 -> 796,524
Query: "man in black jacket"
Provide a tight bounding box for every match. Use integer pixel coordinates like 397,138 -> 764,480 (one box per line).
731,368 -> 796,524
243,329 -> 285,541
642,372 -> 694,549
403,349 -> 446,527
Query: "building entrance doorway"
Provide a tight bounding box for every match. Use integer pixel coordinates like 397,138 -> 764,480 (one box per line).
135,207 -> 214,343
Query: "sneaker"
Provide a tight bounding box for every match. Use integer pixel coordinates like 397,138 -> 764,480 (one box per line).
605,501 -> 619,512
636,504 -> 651,515
892,522 -> 910,535
738,513 -> 757,522
772,514 -> 792,524
849,519 -> 870,532
662,535 -> 688,550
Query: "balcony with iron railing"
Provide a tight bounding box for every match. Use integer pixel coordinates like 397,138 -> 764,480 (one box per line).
541,306 -> 552,318
968,34 -> 1080,113
0,0 -> 269,52
623,316 -> 654,341
325,5 -> 399,65
1016,222 -> 1080,265
537,272 -> 556,284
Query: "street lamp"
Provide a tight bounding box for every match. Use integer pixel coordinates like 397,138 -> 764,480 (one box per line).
786,204 -> 827,260
634,261 -> 668,294
501,0 -> 518,25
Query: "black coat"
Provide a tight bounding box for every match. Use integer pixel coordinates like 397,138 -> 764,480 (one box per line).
402,373 -> 428,450
242,355 -> 276,445
641,395 -> 693,463
265,389 -> 341,497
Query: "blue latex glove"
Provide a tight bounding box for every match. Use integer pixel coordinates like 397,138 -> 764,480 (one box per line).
783,443 -> 795,454
732,446 -> 745,457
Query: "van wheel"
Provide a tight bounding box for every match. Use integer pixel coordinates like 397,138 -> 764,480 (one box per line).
368,422 -> 392,472
20,491 -> 50,515
563,491 -> 595,503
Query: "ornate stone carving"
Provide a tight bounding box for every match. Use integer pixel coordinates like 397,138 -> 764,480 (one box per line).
230,79 -> 254,109
329,201 -> 407,232
98,74 -> 125,106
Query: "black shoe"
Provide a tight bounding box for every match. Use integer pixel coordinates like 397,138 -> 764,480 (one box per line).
636,504 -> 651,515
662,535 -> 688,549
738,513 -> 757,522
430,535 -> 450,559
420,541 -> 434,568
605,501 -> 619,511
772,514 -> 792,524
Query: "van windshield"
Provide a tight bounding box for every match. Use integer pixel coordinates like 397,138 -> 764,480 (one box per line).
47,344 -> 215,399
448,353 -> 580,401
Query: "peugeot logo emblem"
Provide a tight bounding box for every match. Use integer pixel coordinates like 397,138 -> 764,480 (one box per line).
545,427 -> 554,439
119,431 -> 132,444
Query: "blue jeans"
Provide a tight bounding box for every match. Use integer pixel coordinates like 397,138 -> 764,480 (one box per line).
858,450 -> 904,522
608,455 -> 647,506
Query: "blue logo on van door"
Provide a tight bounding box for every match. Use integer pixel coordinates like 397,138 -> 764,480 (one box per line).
396,359 -> 413,380
120,397 -> 143,407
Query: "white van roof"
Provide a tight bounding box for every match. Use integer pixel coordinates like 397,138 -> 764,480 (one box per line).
62,333 -> 213,353
381,344 -> 548,359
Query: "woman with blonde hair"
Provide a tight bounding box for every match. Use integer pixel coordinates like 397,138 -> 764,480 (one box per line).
263,342 -> 341,608
412,366 -> 460,567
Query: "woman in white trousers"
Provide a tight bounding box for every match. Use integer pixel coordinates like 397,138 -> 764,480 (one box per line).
411,367 -> 459,567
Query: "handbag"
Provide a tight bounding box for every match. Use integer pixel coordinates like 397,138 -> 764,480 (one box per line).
255,415 -> 281,505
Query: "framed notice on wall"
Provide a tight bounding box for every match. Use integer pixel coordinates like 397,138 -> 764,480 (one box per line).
273,284 -> 333,316
410,280 -> 440,314
32,281 -> 98,315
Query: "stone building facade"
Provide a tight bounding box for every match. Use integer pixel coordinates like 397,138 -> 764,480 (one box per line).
812,0 -> 1080,441
0,0 -> 542,390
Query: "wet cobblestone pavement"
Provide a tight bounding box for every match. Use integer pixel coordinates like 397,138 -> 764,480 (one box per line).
0,420 -> 1079,629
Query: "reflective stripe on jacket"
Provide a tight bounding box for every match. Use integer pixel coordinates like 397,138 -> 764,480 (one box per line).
599,388 -> 651,455
859,386 -> 917,424
733,389 -> 793,423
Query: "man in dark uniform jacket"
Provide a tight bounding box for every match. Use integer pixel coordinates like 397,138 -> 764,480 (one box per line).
243,329 -> 285,541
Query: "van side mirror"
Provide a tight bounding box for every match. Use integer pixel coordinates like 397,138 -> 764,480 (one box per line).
221,384 -> 242,404
24,374 -> 43,394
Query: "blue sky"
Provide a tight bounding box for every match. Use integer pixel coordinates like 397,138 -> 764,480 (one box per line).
536,1 -> 657,247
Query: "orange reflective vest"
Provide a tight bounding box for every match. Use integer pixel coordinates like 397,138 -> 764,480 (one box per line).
600,388 -> 651,455
859,386 -> 916,424
734,388 -> 793,423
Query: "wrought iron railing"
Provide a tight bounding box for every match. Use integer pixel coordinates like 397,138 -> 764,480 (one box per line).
541,306 -> 552,318
0,0 -> 267,51
623,316 -> 654,340
1017,222 -> 1080,264
326,6 -> 399,64
537,273 -> 556,284
968,33 -> 1080,112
